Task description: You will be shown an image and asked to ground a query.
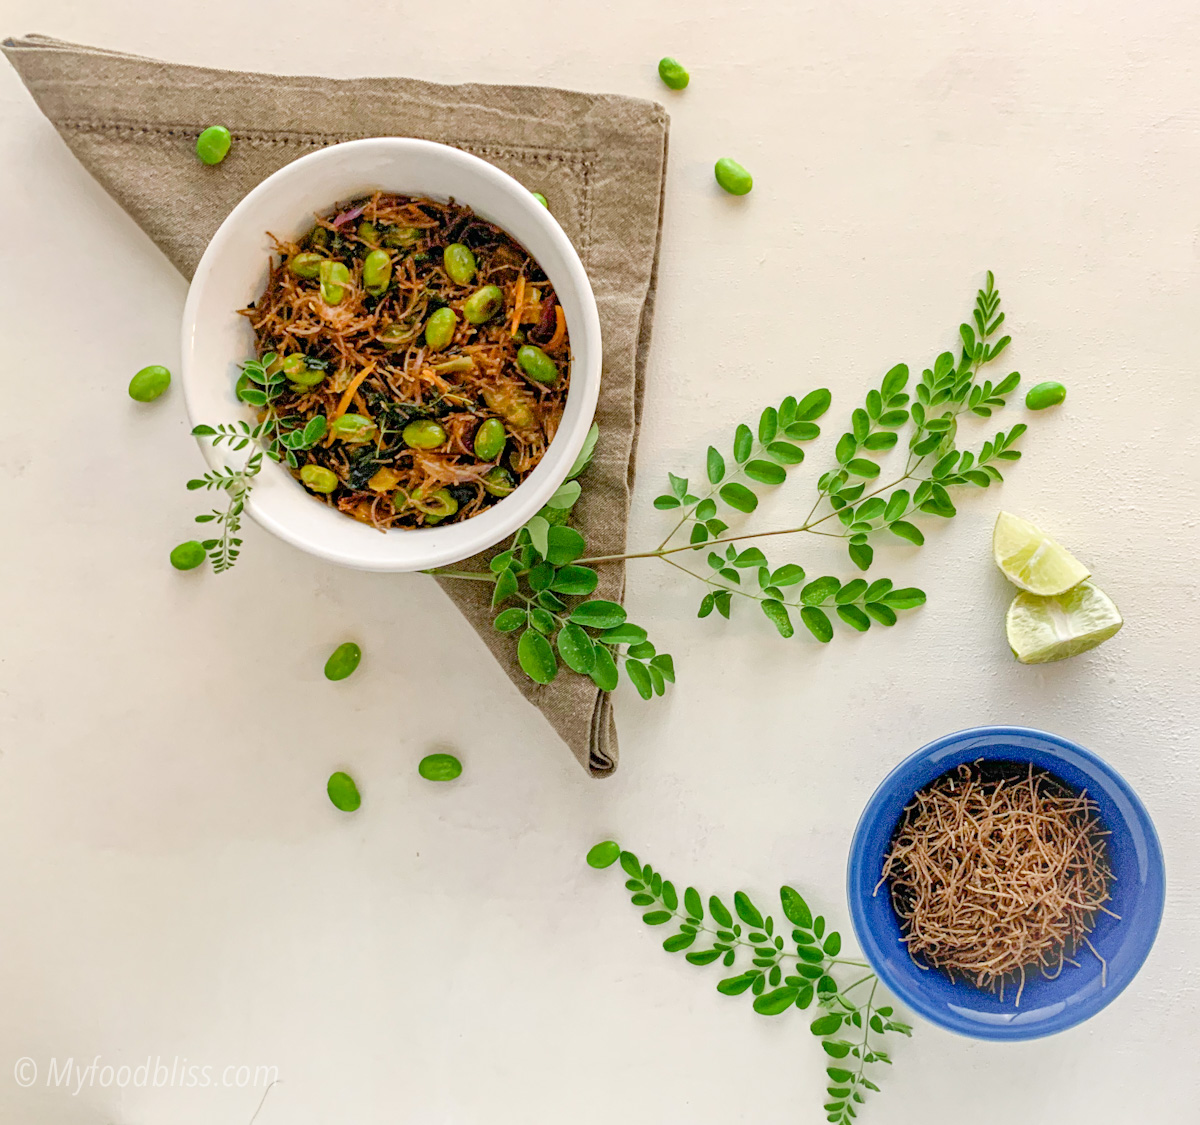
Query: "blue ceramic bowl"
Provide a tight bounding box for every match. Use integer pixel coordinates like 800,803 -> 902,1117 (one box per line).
847,726 -> 1165,1040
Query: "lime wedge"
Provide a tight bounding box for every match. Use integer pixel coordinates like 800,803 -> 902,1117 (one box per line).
992,511 -> 1090,595
1006,581 -> 1123,664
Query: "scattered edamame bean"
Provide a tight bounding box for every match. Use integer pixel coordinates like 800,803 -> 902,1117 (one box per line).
299,464 -> 339,493
357,220 -> 378,244
329,413 -> 377,443
586,840 -> 621,868
482,466 -> 516,497
288,364 -> 326,390
531,192 -> 549,208
403,419 -> 448,449
170,540 -> 206,571
657,57 -> 690,90
319,260 -> 350,305
362,249 -> 392,296
714,157 -> 753,196
195,125 -> 232,165
308,225 -> 330,250
1025,381 -> 1067,410
418,753 -> 463,781
473,417 -> 507,461
128,365 -> 171,402
443,243 -> 477,286
324,642 -> 362,681
463,284 -> 504,325
422,489 -> 459,524
424,306 -> 457,351
288,252 -> 324,279
517,344 -> 559,385
326,770 -> 361,812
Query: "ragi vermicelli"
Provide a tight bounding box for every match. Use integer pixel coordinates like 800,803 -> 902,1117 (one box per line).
877,761 -> 1116,1006
239,192 -> 570,528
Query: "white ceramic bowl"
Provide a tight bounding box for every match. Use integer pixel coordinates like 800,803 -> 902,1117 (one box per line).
180,138 -> 602,571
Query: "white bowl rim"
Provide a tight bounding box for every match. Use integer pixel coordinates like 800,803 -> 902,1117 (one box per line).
179,137 -> 602,572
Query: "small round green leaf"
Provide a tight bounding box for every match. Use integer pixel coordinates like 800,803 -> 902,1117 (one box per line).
517,628 -> 558,684
569,600 -> 627,629
557,622 -> 597,674
589,645 -> 619,691
719,482 -> 758,513
801,606 -> 834,643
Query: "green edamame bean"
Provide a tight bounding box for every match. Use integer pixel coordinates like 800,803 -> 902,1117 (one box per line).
714,157 -> 753,196
324,642 -> 362,681
329,413 -> 377,443
443,243 -> 477,286
169,540 -> 206,571
299,464 -> 339,493
288,364 -> 326,389
531,192 -> 549,208
288,252 -> 324,279
403,419 -> 448,449
482,466 -> 516,497
326,771 -> 361,811
424,306 -> 457,351
463,284 -> 504,325
657,57 -> 690,90
382,225 -> 421,247
516,344 -> 559,385
357,220 -> 378,244
307,225 -> 330,250
1025,381 -> 1067,410
418,753 -> 462,781
128,365 -> 171,402
362,249 -> 392,296
473,417 -> 507,461
195,125 -> 232,165
586,840 -> 621,868
422,489 -> 459,524
319,260 -> 350,305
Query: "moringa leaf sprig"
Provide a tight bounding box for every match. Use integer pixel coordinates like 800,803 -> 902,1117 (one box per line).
586,842 -> 912,1123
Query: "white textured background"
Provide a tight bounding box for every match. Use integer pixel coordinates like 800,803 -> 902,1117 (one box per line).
1,2 -> 1197,1123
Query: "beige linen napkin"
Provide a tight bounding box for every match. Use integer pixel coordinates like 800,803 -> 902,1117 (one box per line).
3,34 -> 668,777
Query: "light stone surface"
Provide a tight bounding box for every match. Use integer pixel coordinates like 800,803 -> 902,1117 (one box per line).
0,3 -> 1197,1122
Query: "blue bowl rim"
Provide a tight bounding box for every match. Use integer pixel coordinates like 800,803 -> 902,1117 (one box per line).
846,725 -> 1166,1041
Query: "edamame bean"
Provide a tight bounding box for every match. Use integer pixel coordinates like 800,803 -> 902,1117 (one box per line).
329,413 -> 377,443
357,220 -> 378,244
379,323 -> 417,349
1025,381 -> 1067,410
531,192 -> 549,208
128,365 -> 171,402
473,417 -> 507,461
362,249 -> 392,296
517,344 -> 559,385
300,464 -> 339,493
288,252 -> 324,279
482,385 -> 535,430
308,225 -> 330,250
382,225 -> 421,247
278,354 -> 306,377
424,306 -> 457,351
463,284 -> 504,325
657,57 -> 690,90
714,157 -> 753,196
482,466 -> 516,497
319,260 -> 351,305
418,752 -> 463,781
324,642 -> 362,680
288,364 -> 326,390
195,125 -> 232,165
170,540 -> 206,570
422,488 -> 459,524
586,840 -> 621,868
403,419 -> 448,449
443,243 -> 477,285
326,771 -> 361,811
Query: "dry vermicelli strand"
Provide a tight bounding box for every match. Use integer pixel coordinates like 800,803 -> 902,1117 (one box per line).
876,761 -> 1116,1005
238,194 -> 571,529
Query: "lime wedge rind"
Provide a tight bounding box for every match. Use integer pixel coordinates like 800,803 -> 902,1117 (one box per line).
992,511 -> 1091,596
1005,581 -> 1124,664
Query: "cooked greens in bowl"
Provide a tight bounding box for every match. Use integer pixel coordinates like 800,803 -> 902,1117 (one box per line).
239,193 -> 571,530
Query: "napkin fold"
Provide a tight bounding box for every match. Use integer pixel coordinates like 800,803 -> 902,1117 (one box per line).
3,34 -> 669,776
